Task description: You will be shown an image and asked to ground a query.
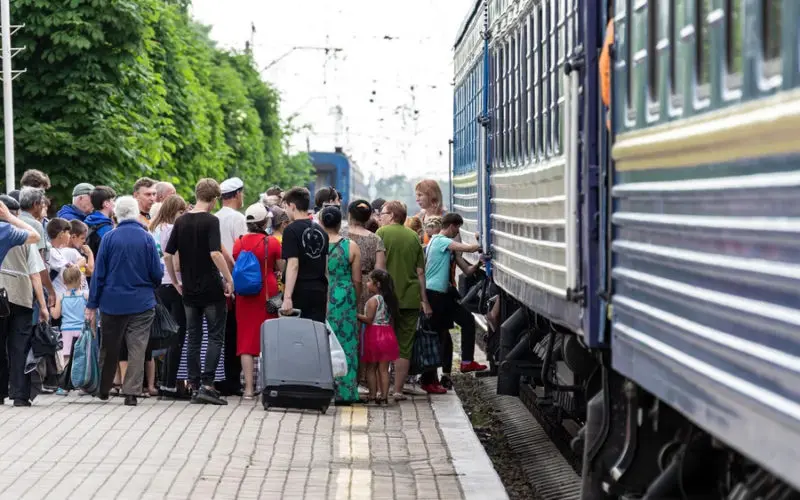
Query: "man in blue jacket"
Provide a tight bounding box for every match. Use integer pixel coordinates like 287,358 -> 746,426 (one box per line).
56,183 -> 94,222
87,196 -> 162,407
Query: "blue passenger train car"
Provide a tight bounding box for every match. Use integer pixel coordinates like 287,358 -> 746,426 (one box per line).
309,149 -> 369,208
453,0 -> 799,497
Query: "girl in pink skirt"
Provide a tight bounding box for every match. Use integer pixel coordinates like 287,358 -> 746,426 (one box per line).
357,269 -> 400,405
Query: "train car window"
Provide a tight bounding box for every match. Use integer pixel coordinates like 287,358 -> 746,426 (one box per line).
696,0 -> 711,88
490,51 -> 496,166
625,0 -> 633,110
495,48 -> 500,166
533,10 -> 541,159
542,1 -> 551,157
648,0 -> 659,102
763,0 -> 781,79
671,0 -> 685,109
555,0 -> 564,154
511,35 -> 518,165
505,39 -> 512,165
498,44 -> 504,166
521,22 -> 529,162
726,0 -> 742,77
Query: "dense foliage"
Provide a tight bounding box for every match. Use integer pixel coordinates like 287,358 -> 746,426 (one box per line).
3,0 -> 313,204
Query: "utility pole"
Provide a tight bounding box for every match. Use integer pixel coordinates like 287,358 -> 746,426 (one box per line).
1,0 -> 25,192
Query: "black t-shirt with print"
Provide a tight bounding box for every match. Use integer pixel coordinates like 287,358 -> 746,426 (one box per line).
165,211 -> 224,306
281,219 -> 329,293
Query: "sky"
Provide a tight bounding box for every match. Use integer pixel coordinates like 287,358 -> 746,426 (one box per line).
190,0 -> 474,182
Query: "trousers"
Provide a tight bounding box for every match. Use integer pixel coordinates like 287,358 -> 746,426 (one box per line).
420,289 -> 477,384
185,300 -> 226,387
0,303 -> 34,401
99,309 -> 155,397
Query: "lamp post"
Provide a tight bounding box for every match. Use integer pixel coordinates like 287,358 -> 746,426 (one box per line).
1,0 -> 14,191
1,0 -> 23,193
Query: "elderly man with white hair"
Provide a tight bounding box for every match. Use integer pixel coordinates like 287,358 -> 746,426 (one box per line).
87,196 -> 163,407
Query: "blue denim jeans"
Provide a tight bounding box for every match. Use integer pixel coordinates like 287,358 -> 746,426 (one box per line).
184,300 -> 227,387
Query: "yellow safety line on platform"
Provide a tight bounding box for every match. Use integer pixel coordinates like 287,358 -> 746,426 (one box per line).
334,468 -> 373,499
337,406 -> 370,461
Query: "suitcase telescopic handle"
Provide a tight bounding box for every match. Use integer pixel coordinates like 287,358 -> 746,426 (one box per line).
279,309 -> 302,317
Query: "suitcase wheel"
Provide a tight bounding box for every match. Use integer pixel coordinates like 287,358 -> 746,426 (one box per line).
320,405 -> 328,415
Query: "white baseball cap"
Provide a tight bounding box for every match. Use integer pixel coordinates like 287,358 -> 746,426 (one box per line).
220,177 -> 244,195
245,202 -> 268,223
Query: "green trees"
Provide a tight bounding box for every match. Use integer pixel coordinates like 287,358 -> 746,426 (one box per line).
5,0 -> 312,204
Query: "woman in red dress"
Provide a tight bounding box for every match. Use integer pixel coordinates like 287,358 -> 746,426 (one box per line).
233,203 -> 282,400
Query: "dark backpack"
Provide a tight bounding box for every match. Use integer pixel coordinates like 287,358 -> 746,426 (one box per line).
87,222 -> 112,256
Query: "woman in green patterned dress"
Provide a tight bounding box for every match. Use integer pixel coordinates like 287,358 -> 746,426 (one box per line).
320,206 -> 362,404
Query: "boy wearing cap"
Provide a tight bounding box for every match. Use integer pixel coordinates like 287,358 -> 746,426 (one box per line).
216,177 -> 247,260
57,183 -> 95,222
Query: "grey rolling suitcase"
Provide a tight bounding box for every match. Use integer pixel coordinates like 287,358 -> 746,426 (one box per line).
259,314 -> 334,414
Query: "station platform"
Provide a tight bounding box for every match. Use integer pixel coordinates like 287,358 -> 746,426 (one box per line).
0,387 -> 507,499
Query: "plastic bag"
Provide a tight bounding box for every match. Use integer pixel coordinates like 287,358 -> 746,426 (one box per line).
326,321 -> 348,378
150,300 -> 180,350
71,321 -> 100,393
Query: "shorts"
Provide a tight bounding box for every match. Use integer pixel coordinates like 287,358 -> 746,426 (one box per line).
395,309 -> 419,360
60,330 -> 81,356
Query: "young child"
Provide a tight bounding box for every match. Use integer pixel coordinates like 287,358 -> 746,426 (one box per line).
49,266 -> 89,395
47,217 -> 88,294
357,269 -> 400,405
67,220 -> 94,287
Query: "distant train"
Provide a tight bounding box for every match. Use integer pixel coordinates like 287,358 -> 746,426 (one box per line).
453,0 -> 798,498
309,148 -> 369,208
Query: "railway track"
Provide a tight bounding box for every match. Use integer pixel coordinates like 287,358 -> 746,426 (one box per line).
474,376 -> 582,500
473,319 -> 583,498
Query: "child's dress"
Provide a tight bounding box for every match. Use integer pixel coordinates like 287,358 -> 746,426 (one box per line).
60,289 -> 87,356
361,295 -> 399,363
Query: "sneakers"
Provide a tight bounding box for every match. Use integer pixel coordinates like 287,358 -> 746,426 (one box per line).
13,399 -> 31,407
124,395 -> 138,406
55,388 -> 69,396
460,361 -> 488,373
191,386 -> 228,405
402,383 -> 427,396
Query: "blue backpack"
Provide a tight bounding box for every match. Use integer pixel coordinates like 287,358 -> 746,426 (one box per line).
232,236 -> 265,296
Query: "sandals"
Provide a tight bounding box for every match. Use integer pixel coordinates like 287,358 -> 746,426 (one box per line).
243,393 -> 256,401
392,392 -> 407,402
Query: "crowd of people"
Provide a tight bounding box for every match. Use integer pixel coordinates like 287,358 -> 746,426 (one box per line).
0,169 -> 486,408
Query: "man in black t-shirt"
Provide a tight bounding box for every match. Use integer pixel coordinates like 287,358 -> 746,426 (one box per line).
280,187 -> 329,322
164,179 -> 234,406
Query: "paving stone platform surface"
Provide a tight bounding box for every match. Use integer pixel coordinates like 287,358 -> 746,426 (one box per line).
0,388 -> 507,500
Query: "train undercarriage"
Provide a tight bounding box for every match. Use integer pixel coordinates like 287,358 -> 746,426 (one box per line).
478,288 -> 799,500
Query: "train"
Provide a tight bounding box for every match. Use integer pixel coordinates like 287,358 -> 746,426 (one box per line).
452,0 -> 799,498
308,148 -> 370,208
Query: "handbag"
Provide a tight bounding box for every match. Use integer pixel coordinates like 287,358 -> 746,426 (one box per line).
71,321 -> 100,394
266,292 -> 283,315
0,288 -> 10,318
410,313 -> 442,375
